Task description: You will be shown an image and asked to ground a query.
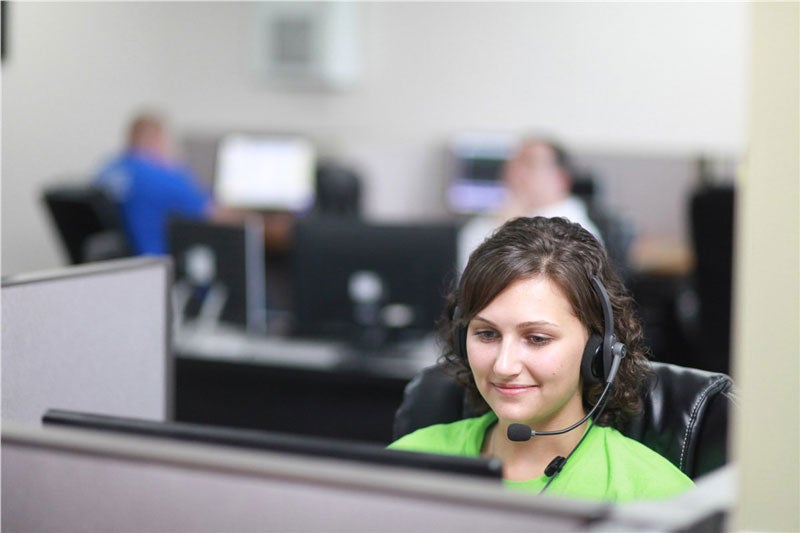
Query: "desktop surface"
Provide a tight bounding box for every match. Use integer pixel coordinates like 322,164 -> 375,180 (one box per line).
173,322 -> 439,444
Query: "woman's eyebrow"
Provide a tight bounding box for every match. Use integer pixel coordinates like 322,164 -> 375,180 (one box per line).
518,320 -> 560,329
470,315 -> 496,327
471,315 -> 559,329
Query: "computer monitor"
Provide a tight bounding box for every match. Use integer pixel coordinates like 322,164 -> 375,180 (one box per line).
290,219 -> 459,345
446,133 -> 517,214
168,217 -> 266,334
1,257 -> 172,423
42,409 -> 503,481
214,133 -> 316,212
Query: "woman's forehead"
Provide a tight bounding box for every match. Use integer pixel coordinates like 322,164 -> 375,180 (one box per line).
478,276 -> 577,318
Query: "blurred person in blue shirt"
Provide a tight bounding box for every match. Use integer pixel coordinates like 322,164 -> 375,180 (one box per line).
95,112 -> 229,255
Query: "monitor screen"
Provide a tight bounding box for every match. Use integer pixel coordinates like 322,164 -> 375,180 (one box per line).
215,134 -> 316,212
168,217 -> 266,334
291,220 -> 459,344
446,133 -> 516,214
42,409 -> 503,481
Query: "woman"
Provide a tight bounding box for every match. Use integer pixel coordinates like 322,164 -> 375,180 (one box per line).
389,216 -> 693,501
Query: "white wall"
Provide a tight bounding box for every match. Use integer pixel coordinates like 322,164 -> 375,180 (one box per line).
732,3 -> 799,530
2,2 -> 748,275
2,2 -> 171,274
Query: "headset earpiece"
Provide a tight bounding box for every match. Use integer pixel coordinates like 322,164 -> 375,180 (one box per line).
589,275 -> 627,385
453,305 -> 467,360
580,333 -> 604,385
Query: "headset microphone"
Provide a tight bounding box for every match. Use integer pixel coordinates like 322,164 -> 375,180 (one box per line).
507,374 -> 616,441
507,423 -> 536,442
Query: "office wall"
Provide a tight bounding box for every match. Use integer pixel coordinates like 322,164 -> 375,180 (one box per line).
2,2 -> 170,274
2,2 -> 748,275
732,3 -> 799,531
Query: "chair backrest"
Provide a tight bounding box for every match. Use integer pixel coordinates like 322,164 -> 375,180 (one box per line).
42,184 -> 132,264
393,361 -> 734,480
313,162 -> 362,218
572,170 -> 636,282
689,184 -> 735,375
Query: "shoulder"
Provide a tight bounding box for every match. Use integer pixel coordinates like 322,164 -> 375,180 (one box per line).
388,412 -> 496,457
96,153 -> 130,177
533,197 -> 603,243
459,215 -> 496,246
458,215 -> 498,269
112,152 -> 190,181
96,154 -> 134,198
591,425 -> 694,500
98,153 -> 166,185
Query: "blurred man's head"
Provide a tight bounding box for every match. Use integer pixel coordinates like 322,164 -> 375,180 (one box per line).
128,113 -> 170,159
501,138 -> 573,210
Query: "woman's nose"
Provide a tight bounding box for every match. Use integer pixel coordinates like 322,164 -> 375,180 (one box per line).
493,339 -> 523,377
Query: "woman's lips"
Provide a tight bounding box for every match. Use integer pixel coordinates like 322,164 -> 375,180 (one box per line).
492,383 -> 539,396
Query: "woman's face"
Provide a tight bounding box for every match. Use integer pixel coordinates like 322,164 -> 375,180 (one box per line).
466,276 -> 589,430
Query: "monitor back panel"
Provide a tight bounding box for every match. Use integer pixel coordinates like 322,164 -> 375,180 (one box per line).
291,220 -> 458,340
168,217 -> 266,333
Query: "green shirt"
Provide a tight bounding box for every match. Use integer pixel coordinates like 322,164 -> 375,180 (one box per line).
388,411 -> 694,502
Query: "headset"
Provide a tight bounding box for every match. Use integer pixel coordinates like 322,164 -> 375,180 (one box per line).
453,274 -> 627,490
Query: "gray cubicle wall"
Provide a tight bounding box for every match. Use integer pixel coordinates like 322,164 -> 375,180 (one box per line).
2,423 -> 609,532
2,423 -> 733,532
1,257 -> 172,423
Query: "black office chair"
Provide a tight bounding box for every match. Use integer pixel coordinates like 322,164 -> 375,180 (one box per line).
687,184 -> 735,375
313,162 -> 362,218
572,171 -> 636,282
42,184 -> 132,264
394,361 -> 734,480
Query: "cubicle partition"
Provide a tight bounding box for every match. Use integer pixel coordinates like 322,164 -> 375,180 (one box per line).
1,257 -> 173,423
2,423 -> 734,532
2,423 -> 608,532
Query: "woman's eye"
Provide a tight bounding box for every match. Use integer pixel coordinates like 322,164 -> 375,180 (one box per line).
527,335 -> 551,345
473,330 -> 498,341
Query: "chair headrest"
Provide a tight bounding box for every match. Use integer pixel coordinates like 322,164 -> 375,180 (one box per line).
623,361 -> 735,478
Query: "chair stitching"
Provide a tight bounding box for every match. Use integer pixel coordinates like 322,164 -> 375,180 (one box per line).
679,376 -> 729,471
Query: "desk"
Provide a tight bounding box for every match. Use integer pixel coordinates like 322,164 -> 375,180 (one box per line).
174,324 -> 439,444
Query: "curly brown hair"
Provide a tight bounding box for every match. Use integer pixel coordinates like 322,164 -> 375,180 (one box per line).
440,216 -> 650,430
